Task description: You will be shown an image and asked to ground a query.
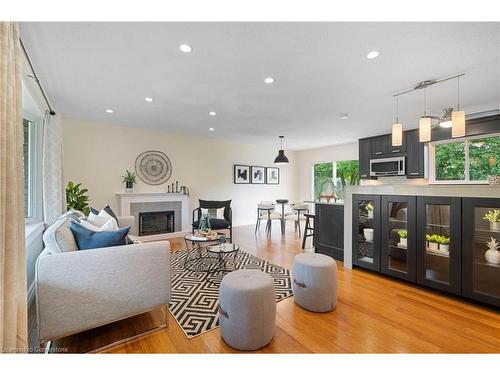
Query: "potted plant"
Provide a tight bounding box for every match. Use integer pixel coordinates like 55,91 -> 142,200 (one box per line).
483,209 -> 500,231
437,235 -> 450,253
66,181 -> 90,216
366,202 -> 374,219
122,170 -> 137,193
426,234 -> 439,251
485,237 -> 500,264
397,229 -> 408,248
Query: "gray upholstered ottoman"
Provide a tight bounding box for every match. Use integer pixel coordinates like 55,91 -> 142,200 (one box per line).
218,269 -> 276,350
292,253 -> 338,312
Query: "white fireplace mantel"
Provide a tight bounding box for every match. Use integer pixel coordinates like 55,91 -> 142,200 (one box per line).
116,192 -> 190,235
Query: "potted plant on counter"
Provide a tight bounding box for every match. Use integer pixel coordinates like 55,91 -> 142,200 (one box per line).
397,230 -> 408,248
366,202 -> 374,219
437,235 -> 450,253
483,209 -> 500,231
485,237 -> 500,264
122,170 -> 137,193
426,234 -> 439,251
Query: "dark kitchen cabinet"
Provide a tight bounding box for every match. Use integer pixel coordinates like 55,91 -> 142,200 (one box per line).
380,195 -> 417,282
406,129 -> 425,178
462,198 -> 500,307
352,194 -> 381,272
358,138 -> 372,179
371,135 -> 390,157
416,196 -> 462,295
314,203 -> 344,261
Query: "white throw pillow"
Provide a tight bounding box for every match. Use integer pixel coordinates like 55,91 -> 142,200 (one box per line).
201,207 -> 225,219
100,218 -> 119,231
87,211 -> 108,227
78,219 -> 102,232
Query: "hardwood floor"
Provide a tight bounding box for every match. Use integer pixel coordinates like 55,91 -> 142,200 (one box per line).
47,223 -> 499,353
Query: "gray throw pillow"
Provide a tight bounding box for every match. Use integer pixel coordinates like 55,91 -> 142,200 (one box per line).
42,216 -> 79,254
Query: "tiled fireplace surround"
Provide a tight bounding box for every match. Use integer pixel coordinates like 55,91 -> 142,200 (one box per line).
116,192 -> 190,239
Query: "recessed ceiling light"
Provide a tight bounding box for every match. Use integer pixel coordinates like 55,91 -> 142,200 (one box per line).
179,44 -> 192,53
145,97 -> 153,102
209,111 -> 216,116
366,51 -> 380,59
264,77 -> 275,84
105,109 -> 114,114
340,113 -> 349,120
209,127 -> 215,131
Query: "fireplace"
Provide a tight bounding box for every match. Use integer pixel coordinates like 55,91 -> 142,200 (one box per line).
139,211 -> 175,236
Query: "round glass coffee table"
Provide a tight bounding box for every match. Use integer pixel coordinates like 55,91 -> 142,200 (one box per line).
206,243 -> 240,273
183,233 -> 226,272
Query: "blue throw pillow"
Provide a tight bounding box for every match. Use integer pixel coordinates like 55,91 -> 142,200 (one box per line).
70,222 -> 130,250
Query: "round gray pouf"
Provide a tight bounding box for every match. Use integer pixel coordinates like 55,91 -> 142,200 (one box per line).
219,269 -> 276,351
292,253 -> 338,312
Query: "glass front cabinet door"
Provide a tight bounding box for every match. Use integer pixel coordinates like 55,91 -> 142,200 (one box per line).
416,196 -> 462,295
352,194 -> 381,272
462,198 -> 500,307
380,195 -> 417,281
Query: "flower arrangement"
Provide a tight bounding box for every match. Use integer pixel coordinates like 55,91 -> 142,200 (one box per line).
483,209 -> 500,231
436,235 -> 450,245
426,234 -> 440,251
366,202 -> 374,211
397,230 -> 408,238
397,229 -> 408,247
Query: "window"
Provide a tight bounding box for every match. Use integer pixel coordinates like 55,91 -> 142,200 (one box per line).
430,134 -> 500,184
312,160 -> 360,200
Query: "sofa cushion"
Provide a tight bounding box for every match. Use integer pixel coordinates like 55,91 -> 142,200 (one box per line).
193,218 -> 231,230
70,222 -> 130,250
42,216 -> 79,254
91,205 -> 119,225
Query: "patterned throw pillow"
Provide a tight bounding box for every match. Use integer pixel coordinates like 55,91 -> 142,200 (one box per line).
201,207 -> 225,219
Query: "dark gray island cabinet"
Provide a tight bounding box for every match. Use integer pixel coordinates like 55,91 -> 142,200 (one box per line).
313,202 -> 344,261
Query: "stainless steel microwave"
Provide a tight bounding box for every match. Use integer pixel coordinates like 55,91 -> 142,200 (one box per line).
370,156 -> 405,177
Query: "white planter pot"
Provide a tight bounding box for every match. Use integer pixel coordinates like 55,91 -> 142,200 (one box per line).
485,249 -> 500,264
428,242 -> 439,251
439,244 -> 449,253
363,228 -> 374,242
490,222 -> 500,231
367,210 -> 374,219
399,238 -> 408,247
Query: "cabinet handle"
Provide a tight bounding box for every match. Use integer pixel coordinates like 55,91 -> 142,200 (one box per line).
375,151 -> 382,155
392,149 -> 401,153
410,172 -> 419,175
361,174 -> 367,177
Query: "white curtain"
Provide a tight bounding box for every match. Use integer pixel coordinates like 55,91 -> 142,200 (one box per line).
42,111 -> 64,224
0,22 -> 28,353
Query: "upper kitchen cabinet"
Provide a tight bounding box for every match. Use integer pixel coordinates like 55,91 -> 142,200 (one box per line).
371,133 -> 407,158
406,129 -> 426,178
359,138 -> 372,179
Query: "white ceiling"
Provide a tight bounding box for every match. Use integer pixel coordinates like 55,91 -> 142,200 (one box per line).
20,22 -> 500,150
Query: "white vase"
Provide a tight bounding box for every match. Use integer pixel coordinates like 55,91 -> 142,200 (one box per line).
428,242 -> 439,251
485,249 -> 500,264
490,222 -> 500,231
363,228 -> 374,242
367,210 -> 374,219
439,244 -> 449,253
399,238 -> 407,247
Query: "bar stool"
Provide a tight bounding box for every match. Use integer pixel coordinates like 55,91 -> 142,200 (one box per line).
302,213 -> 315,249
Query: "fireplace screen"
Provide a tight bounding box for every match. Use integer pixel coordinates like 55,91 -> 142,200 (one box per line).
139,211 -> 175,236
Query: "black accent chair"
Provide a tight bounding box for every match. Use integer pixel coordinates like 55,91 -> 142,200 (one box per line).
192,199 -> 232,243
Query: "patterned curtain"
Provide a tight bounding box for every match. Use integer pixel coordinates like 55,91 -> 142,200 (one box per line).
43,111 -> 64,224
0,22 -> 28,353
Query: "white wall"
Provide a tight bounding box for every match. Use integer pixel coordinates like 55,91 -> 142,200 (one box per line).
62,118 -> 298,227
295,142 -> 358,200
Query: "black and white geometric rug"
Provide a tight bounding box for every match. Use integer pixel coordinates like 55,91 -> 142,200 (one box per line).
169,248 -> 293,339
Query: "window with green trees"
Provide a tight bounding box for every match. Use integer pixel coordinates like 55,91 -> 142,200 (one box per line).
313,160 -> 359,200
432,134 -> 500,182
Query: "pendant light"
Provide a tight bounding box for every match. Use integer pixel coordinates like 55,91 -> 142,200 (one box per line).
391,96 -> 403,146
419,87 -> 431,143
274,135 -> 289,165
452,76 -> 466,138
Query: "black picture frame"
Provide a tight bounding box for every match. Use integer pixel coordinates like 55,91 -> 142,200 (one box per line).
266,167 -> 280,184
233,165 -> 250,184
250,166 -> 266,184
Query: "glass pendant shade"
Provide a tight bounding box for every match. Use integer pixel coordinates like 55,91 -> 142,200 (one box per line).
451,110 -> 465,138
274,150 -> 289,164
392,123 -> 403,146
419,117 -> 432,142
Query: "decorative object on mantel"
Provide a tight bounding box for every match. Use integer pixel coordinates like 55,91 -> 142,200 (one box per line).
488,175 -> 500,185
121,170 -> 136,193
389,72 -> 466,143
485,237 -> 500,265
274,135 -> 289,164
135,150 -> 172,185
165,180 -> 190,196
483,209 -> 500,231
65,181 -> 90,216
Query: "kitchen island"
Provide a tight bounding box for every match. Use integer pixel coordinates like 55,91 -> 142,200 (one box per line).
305,201 -> 345,261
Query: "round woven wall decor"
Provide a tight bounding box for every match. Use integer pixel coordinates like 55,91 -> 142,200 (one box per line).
134,150 -> 172,185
